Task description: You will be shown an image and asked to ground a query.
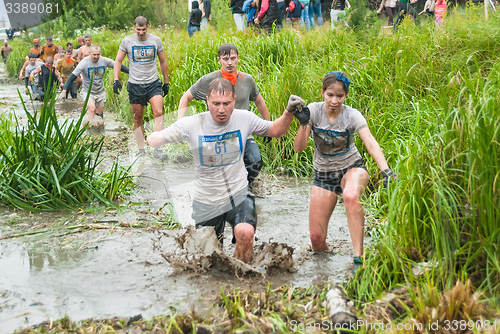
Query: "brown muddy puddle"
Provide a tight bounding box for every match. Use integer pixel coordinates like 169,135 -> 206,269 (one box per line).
0,64 -> 366,333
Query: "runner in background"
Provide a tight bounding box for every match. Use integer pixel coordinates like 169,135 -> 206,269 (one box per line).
41,37 -> 58,60
113,16 -> 170,159
56,47 -> 78,99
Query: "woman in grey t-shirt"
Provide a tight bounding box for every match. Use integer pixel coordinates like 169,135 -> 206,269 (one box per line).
293,71 -> 395,273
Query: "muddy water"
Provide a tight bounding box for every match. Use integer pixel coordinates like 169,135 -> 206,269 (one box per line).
0,63 -> 364,334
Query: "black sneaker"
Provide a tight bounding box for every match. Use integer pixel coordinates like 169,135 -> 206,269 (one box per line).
153,149 -> 169,161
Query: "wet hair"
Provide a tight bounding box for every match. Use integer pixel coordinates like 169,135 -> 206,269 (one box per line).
90,44 -> 101,52
67,42 -> 73,47
218,43 -> 238,57
45,56 -> 53,63
323,71 -> 350,93
134,16 -> 148,26
57,46 -> 64,51
65,47 -> 73,53
27,51 -> 36,59
207,78 -> 235,98
84,33 -> 91,39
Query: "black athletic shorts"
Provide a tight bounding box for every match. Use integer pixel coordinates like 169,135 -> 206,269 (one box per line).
127,79 -> 163,106
194,192 -> 257,245
313,159 -> 367,194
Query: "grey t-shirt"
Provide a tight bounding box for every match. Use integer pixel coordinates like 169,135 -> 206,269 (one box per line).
173,109 -> 271,208
25,61 -> 44,78
72,56 -> 115,94
308,102 -> 368,172
119,33 -> 164,84
189,71 -> 259,110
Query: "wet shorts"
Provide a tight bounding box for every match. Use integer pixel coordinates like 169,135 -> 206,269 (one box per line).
126,79 -> 163,106
80,90 -> 106,107
313,159 -> 367,194
194,192 -> 257,245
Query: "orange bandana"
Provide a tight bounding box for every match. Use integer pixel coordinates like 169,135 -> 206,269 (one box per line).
220,69 -> 244,85
64,57 -> 73,64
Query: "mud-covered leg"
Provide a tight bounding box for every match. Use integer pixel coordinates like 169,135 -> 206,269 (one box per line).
244,137 -> 263,190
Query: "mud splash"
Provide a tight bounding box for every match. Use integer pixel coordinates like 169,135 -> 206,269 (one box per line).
161,227 -> 295,278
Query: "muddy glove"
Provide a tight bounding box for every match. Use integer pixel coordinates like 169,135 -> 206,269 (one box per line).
113,80 -> 122,94
162,82 -> 169,96
263,137 -> 272,144
382,168 -> 397,188
163,126 -> 187,144
58,90 -> 66,101
287,95 -> 310,126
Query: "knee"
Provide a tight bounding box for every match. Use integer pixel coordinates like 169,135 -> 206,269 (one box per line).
342,191 -> 360,208
234,224 -> 254,246
133,112 -> 143,123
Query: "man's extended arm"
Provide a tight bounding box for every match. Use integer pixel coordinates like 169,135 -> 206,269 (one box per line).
264,109 -> 294,138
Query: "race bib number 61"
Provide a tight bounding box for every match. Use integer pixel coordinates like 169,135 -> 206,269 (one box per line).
131,45 -> 156,62
199,131 -> 243,167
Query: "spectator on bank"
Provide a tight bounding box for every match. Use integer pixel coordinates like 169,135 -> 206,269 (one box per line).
6,27 -> 15,40
394,0 -> 418,28
299,0 -> 313,29
277,0 -> 285,28
244,0 -> 259,26
255,0 -> 282,32
200,0 -> 211,30
377,0 -> 397,26
419,0 -> 435,17
287,0 -> 304,26
309,0 -> 324,27
188,1 -> 202,37
331,0 -> 351,29
231,0 -> 246,31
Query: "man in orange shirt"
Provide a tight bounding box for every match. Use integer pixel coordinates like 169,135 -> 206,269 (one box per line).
41,37 -> 58,60
29,39 -> 42,58
56,48 -> 77,98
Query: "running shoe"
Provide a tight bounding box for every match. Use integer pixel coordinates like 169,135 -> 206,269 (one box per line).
353,256 -> 363,275
153,149 -> 169,161
137,148 -> 147,157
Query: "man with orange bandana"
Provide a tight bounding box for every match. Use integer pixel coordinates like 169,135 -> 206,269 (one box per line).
177,43 -> 270,191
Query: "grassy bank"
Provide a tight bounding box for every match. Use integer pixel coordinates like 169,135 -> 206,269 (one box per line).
5,5 -> 500,331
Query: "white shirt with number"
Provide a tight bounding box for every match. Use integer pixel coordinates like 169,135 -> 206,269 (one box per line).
172,109 -> 272,205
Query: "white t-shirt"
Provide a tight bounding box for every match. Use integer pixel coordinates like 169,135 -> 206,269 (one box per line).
308,102 -> 368,171
25,61 -> 44,78
119,33 -> 164,84
173,109 -> 272,205
72,56 -> 115,94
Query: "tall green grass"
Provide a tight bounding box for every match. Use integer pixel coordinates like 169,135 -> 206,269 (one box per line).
0,88 -> 134,210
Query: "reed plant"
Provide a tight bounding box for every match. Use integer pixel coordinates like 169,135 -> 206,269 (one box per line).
0,87 -> 134,210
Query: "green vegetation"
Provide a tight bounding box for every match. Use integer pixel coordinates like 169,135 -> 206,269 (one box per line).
0,89 -> 134,210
